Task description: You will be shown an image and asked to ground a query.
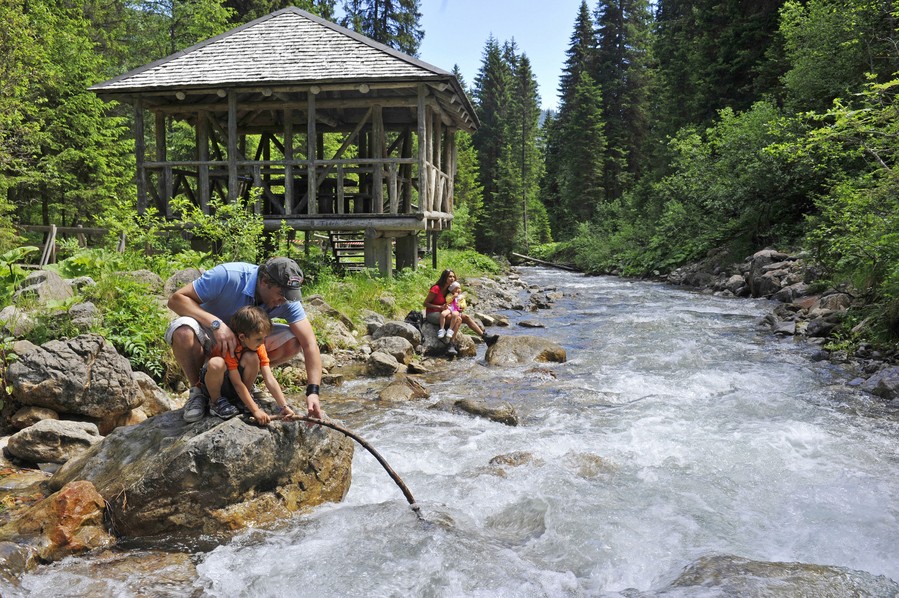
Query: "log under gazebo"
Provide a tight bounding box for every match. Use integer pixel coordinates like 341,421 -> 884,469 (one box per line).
90,7 -> 478,275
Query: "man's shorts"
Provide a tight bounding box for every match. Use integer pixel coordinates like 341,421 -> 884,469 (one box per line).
164,316 -> 296,355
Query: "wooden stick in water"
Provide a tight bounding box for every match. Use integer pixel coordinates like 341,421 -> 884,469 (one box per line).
249,414 -> 420,515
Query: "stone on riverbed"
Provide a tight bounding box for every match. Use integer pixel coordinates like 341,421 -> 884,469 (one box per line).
484,335 -> 566,366
47,409 -> 354,538
0,480 -> 113,566
669,553 -> 899,595
453,399 -> 518,426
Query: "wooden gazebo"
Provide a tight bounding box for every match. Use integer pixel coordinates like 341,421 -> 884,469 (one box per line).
90,7 -> 478,274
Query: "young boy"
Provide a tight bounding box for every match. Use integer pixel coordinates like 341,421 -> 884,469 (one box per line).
199,305 -> 296,425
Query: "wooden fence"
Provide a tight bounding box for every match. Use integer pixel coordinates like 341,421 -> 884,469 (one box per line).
19,225 -> 126,268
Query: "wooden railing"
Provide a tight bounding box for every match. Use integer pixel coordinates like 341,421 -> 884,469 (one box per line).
19,225 -> 125,267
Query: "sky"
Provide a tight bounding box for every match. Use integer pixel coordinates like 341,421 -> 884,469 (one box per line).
415,0 -> 586,111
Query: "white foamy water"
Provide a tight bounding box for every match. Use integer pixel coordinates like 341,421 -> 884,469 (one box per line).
14,268 -> 899,596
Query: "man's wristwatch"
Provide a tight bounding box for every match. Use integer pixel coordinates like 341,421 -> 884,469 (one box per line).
210,319 -> 221,331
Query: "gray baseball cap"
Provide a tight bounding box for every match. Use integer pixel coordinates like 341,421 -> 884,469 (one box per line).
261,257 -> 304,301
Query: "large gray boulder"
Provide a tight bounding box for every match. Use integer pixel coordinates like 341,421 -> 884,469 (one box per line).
6,334 -> 141,418
132,371 -> 180,417
420,323 -> 477,357
164,267 -> 203,297
12,270 -> 73,304
861,366 -> 899,401
48,410 -> 354,537
6,420 -> 102,464
372,320 -> 422,346
367,351 -> 404,376
370,336 -> 415,364
747,249 -> 792,298
0,305 -> 35,337
484,335 -> 567,366
378,376 -> 430,402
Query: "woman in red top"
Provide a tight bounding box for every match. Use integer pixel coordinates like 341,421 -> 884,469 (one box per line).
424,269 -> 462,341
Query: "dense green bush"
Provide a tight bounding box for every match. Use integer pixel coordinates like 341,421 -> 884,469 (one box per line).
554,101 -> 815,276
795,77 -> 899,340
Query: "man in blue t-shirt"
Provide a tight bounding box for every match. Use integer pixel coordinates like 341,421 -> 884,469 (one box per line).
166,257 -> 323,423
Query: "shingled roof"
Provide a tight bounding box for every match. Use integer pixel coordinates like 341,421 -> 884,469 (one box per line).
91,7 -> 457,93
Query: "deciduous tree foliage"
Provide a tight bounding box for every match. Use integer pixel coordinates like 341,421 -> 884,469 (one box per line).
780,0 -> 899,112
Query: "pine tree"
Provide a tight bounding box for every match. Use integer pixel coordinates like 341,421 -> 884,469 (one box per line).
593,0 -> 653,201
2,0 -> 133,229
224,0 -> 336,23
559,1 -> 598,110
128,0 -> 234,63
340,0 -> 423,56
508,53 -> 546,251
542,1 -> 603,239
654,0 -> 787,135
559,73 -> 606,230
472,36 -> 513,253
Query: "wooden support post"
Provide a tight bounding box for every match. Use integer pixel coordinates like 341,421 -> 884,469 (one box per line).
198,110 -> 210,212
402,128 -> 412,213
395,232 -> 418,271
431,230 -> 438,269
444,128 -> 456,213
164,166 -> 174,217
307,91 -> 317,215
364,227 -> 392,278
430,111 -> 439,210
337,164 -> 345,214
134,100 -> 147,214
228,91 -> 238,203
373,105 -> 384,213
284,110 -> 294,215
388,164 -> 398,214
155,112 -> 169,216
417,85 -> 428,215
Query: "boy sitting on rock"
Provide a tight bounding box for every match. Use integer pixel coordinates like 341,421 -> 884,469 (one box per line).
199,305 -> 296,425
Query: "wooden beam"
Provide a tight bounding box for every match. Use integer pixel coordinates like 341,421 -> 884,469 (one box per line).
134,99 -> 147,214
284,109 -> 294,215
197,110 -> 210,212
417,85 -> 428,215
307,91 -> 317,215
228,91 -> 238,202
373,105 -> 384,214
262,215 -> 426,232
150,97 -> 418,115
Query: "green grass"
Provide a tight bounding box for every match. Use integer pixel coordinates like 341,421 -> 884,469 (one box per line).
304,249 -> 503,324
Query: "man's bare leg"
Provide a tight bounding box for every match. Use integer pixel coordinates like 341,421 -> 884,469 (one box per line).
170,325 -> 206,387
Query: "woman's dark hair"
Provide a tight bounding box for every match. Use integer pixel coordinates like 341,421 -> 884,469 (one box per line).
434,269 -> 455,290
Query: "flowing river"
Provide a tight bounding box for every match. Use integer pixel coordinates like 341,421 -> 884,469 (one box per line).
10,267 -> 899,596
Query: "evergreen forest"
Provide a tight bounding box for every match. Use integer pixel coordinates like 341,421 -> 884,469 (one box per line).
1,0 -> 898,356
